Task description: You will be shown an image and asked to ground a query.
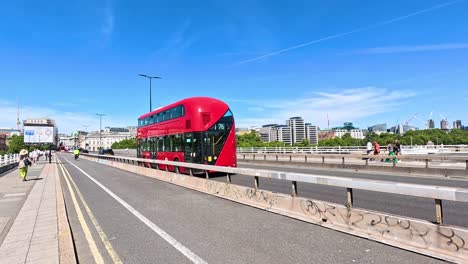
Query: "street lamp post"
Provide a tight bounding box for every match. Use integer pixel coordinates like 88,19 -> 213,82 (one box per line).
138,74 -> 161,111
96,114 -> 105,150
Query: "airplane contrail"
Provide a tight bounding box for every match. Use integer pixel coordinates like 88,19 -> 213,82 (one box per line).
235,0 -> 464,65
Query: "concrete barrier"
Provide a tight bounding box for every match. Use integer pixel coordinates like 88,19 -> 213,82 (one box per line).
81,153 -> 468,263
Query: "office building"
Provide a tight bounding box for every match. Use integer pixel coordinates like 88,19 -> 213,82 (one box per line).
259,124 -> 278,143
276,125 -> 292,145
441,119 -> 449,130
287,117 -> 305,144
305,123 -> 318,145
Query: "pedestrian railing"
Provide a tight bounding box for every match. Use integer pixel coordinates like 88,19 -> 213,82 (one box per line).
239,152 -> 468,171
237,145 -> 468,154
0,154 -> 19,173
0,154 -> 19,167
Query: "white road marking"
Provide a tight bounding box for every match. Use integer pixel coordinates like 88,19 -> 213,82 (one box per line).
64,157 -> 208,264
0,197 -> 22,203
3,193 -> 26,197
58,161 -> 105,264
59,159 -> 123,264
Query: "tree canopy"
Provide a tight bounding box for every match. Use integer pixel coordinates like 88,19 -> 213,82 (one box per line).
236,129 -> 468,147
7,135 -> 27,154
111,138 -> 137,149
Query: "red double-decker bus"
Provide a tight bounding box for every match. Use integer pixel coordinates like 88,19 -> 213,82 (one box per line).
137,97 -> 237,172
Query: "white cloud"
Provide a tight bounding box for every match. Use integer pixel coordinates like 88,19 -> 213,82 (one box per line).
102,3 -> 114,36
357,43 -> 468,54
234,1 -> 462,65
152,19 -> 198,58
229,87 -> 415,128
0,100 -> 135,135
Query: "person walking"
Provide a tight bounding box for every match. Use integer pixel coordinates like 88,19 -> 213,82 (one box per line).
18,149 -> 32,181
394,139 -> 401,156
371,141 -> 380,161
386,142 -> 397,164
366,141 -> 372,155
31,149 -> 38,164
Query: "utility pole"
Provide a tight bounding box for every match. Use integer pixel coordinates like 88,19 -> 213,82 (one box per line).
96,114 -> 105,150
138,74 -> 161,112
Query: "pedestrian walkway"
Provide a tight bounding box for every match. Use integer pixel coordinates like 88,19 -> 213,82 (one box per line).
0,163 -> 59,264
0,162 -> 43,243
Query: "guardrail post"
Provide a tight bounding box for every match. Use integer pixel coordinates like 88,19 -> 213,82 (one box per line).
243,154 -> 245,160
435,199 -> 443,224
365,158 -> 369,166
205,170 -> 209,180
189,168 -> 193,176
466,160 -> 468,170
226,173 -> 231,183
254,176 -> 259,190
342,157 -> 345,166
275,155 -> 278,161
425,159 -> 429,169
322,156 -> 325,164
264,155 -> 266,160
304,156 -> 307,162
347,188 -> 354,208
291,181 -> 297,197
253,155 -> 256,160
289,155 -> 292,162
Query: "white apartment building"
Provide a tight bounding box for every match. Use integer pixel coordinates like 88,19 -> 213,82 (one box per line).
334,129 -> 364,139
82,133 -> 132,151
58,136 -> 76,150
276,125 -> 292,145
305,123 -> 318,145
259,124 -> 278,142
287,117 -> 305,144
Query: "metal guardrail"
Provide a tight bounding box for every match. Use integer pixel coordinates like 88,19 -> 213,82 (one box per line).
237,145 -> 468,154
239,153 -> 468,170
83,153 -> 468,225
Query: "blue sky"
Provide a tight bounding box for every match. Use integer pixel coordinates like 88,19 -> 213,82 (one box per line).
1,0 -> 467,134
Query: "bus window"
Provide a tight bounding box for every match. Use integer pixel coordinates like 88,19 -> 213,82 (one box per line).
164,136 -> 172,151
149,137 -> 157,153
157,137 -> 164,152
173,135 -> 182,152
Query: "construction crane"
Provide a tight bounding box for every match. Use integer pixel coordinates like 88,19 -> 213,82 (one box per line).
403,114 -> 418,126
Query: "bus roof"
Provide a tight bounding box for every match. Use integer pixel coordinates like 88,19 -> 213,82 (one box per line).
137,97 -> 228,120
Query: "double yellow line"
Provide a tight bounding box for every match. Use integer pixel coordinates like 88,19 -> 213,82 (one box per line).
57,158 -> 123,264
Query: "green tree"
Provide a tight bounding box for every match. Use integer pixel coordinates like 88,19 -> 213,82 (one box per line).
111,138 -> 137,149
236,130 -> 265,147
7,135 -> 27,154
294,139 -> 311,147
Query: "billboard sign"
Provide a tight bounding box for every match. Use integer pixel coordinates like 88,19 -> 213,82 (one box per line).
24,126 -> 55,144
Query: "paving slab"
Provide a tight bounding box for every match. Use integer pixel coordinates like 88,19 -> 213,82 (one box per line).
0,163 -> 60,264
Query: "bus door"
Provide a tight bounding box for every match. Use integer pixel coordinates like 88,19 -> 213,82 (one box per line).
184,133 -> 202,170
202,133 -> 215,165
